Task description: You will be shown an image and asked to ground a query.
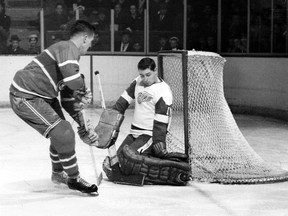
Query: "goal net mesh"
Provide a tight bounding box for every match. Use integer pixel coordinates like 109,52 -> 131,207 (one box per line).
159,50 -> 288,184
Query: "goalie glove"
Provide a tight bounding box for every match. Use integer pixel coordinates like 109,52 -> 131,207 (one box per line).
152,142 -> 188,162
77,120 -> 99,146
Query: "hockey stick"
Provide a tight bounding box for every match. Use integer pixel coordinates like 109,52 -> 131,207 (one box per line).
80,74 -> 103,186
94,71 -> 145,186
94,71 -> 118,165
80,109 -> 103,186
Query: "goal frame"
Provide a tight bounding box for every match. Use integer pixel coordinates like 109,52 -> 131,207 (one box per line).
158,50 -> 189,156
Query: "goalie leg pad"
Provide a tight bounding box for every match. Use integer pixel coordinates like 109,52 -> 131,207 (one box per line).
118,145 -> 190,186
94,109 -> 124,149
102,156 -> 145,186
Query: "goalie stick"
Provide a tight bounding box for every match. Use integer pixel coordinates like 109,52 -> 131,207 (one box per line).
80,74 -> 103,186
94,71 -> 145,186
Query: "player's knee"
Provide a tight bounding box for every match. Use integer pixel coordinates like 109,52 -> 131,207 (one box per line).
49,120 -> 75,153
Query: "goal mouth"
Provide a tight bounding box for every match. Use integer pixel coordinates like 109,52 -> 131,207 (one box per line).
158,50 -> 288,184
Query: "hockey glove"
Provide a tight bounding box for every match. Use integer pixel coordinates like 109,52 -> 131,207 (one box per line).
152,142 -> 188,162
73,87 -> 92,110
77,121 -> 99,146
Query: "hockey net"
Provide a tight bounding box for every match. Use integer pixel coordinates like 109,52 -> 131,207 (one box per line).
158,50 -> 288,184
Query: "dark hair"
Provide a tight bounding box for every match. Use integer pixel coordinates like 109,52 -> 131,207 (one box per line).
55,3 -> 64,8
69,20 -> 95,37
137,58 -> 156,71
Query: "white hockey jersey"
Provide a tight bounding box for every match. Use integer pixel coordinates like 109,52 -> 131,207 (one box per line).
113,76 -> 172,143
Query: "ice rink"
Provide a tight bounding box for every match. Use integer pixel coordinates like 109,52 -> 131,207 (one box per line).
1,107 -> 288,216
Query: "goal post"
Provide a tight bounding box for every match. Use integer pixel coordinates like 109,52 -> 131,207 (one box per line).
158,50 -> 288,184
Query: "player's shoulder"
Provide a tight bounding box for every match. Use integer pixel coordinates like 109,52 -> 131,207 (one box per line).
46,40 -> 80,60
48,40 -> 78,53
157,78 -> 172,91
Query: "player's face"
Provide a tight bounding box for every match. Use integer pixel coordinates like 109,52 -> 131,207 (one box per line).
139,68 -> 158,87
80,34 -> 94,55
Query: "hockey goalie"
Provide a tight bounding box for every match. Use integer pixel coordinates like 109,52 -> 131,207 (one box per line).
95,57 -> 190,186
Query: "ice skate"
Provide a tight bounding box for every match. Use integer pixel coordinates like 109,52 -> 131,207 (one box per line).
51,171 -> 68,185
67,176 -> 98,194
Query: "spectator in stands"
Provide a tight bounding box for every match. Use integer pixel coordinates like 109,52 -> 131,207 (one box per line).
124,4 -> 143,32
168,36 -> 180,50
132,41 -> 143,52
240,35 -> 247,53
45,3 -> 69,31
118,0 -> 129,11
151,3 -> 171,31
65,5 -> 89,31
201,5 -> 217,38
151,33 -> 169,52
6,35 -> 27,55
89,10 -> 110,31
149,0 -> 161,19
228,14 -> 246,40
115,30 -> 133,52
89,32 -> 108,51
42,0 -> 67,17
0,2 -> 10,54
231,38 -> 243,53
27,34 -> 41,55
69,0 -> 95,9
137,0 -> 146,16
114,3 -> 128,31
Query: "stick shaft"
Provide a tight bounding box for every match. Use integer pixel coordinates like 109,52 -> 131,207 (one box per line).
80,109 -> 101,186
96,73 -> 106,109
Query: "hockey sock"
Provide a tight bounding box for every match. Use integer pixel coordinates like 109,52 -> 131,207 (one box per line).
58,150 -> 79,178
49,145 -> 63,172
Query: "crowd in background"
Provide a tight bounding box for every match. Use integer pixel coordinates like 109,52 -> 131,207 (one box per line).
1,0 -> 287,54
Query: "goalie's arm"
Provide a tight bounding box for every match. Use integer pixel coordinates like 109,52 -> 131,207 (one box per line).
153,96 -> 172,144
151,90 -> 187,161
112,79 -> 137,114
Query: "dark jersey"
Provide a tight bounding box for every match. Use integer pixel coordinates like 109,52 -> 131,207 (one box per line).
10,40 -> 84,99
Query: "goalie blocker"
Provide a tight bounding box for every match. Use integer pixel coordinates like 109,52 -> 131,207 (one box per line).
94,109 -> 124,149
95,109 -> 190,186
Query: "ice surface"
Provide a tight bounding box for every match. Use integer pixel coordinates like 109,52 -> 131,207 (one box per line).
1,108 -> 288,216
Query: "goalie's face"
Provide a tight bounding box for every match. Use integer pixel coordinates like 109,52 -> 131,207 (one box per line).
139,68 -> 158,87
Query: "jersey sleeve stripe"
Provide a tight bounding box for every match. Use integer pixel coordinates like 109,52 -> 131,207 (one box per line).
58,60 -> 79,67
44,49 -> 56,61
61,98 -> 75,101
33,58 -> 58,92
62,72 -> 81,83
121,91 -> 134,104
12,81 -> 53,99
155,114 -> 169,124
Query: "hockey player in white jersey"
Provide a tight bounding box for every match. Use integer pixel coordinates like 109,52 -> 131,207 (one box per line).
100,57 -> 190,186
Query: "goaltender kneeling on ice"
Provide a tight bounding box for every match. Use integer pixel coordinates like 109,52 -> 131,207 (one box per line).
94,57 -> 190,186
